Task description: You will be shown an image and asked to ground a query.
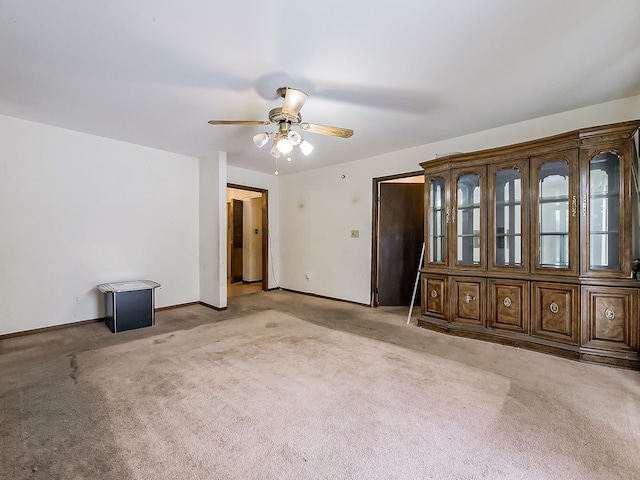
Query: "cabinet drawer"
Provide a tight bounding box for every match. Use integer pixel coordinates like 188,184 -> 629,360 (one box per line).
450,277 -> 485,327
488,279 -> 529,334
581,286 -> 639,353
531,282 -> 580,345
421,274 -> 447,319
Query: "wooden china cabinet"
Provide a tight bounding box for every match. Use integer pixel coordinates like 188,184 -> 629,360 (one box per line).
418,120 -> 640,369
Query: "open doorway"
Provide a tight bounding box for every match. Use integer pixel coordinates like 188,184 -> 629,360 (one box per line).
371,172 -> 424,307
226,184 -> 269,298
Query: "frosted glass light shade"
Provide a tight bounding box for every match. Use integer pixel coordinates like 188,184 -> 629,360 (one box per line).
300,140 -> 314,156
281,88 -> 308,117
270,143 -> 281,158
288,130 -> 302,146
253,132 -> 270,148
276,137 -> 294,154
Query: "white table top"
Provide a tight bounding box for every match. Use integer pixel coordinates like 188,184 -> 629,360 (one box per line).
97,280 -> 161,293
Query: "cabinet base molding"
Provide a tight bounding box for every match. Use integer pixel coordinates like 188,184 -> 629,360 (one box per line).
417,316 -> 639,369
578,350 -> 640,370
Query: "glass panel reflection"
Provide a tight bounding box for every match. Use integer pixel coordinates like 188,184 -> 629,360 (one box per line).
539,234 -> 570,267
495,168 -> 522,266
428,178 -> 446,263
539,202 -> 569,232
457,173 -> 481,265
589,152 -> 620,269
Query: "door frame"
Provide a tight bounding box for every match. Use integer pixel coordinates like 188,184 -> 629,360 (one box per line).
227,183 -> 269,292
370,170 -> 424,307
230,198 -> 244,283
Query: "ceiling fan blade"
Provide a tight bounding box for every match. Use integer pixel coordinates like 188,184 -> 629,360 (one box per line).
207,120 -> 270,125
300,123 -> 353,138
281,88 -> 308,117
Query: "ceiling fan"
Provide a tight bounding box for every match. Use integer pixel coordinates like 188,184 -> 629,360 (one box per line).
208,87 -> 353,161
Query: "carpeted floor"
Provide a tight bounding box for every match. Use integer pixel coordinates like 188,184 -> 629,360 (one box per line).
1,290 -> 640,479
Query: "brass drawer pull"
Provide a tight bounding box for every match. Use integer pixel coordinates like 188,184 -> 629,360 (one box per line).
464,293 -> 476,303
430,289 -> 438,299
605,308 -> 615,320
550,302 -> 559,314
503,297 -> 512,308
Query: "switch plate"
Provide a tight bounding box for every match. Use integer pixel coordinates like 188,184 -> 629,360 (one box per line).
351,230 -> 359,238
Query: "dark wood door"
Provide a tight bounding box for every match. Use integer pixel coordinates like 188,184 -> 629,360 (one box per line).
487,278 -> 529,334
531,281 -> 580,345
450,277 -> 485,327
231,199 -> 243,284
581,285 -> 638,353
378,183 -> 424,306
421,274 -> 447,319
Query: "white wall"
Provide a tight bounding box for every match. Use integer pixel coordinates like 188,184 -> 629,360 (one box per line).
279,165 -> 374,303
278,94 -> 640,305
227,165 -> 280,289
0,115 -> 200,335
199,152 -> 227,308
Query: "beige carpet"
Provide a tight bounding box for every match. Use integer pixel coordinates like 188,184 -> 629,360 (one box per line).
76,309 -> 640,480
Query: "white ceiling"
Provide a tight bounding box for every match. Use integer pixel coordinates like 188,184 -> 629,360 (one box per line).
2,1 -> 640,175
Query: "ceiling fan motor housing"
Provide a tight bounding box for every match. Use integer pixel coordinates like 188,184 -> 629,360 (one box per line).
269,107 -> 301,125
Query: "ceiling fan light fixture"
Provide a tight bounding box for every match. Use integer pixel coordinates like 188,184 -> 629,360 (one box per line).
253,132 -> 270,148
300,140 -> 314,156
280,88 -> 308,117
288,130 -> 302,146
208,87 -> 353,162
270,142 -> 281,158
276,136 -> 294,154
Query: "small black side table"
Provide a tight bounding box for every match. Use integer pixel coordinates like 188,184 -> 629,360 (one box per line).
97,280 -> 161,333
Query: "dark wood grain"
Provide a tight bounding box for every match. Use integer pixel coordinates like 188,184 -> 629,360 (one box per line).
581,285 -> 639,353
418,120 -> 640,369
488,279 -> 530,334
531,282 -> 580,345
450,277 -> 485,327
421,274 -> 446,318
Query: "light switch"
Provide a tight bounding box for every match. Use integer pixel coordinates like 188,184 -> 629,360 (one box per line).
351,230 -> 359,238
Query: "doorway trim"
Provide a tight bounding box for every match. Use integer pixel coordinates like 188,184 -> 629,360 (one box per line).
227,183 -> 269,292
370,170 -> 424,307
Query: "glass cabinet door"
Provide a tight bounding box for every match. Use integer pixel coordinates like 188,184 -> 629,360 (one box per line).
538,161 -> 570,267
488,160 -> 528,272
451,167 -> 485,269
580,144 -> 630,277
530,151 -> 579,275
425,171 -> 449,268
